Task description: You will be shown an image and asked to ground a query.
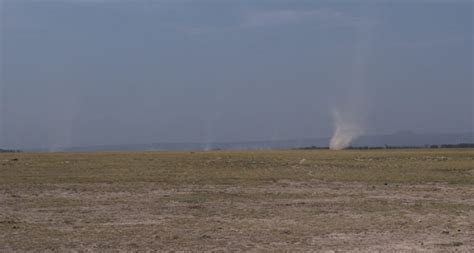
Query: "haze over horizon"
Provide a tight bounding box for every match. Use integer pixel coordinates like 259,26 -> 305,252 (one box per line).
1,0 -> 473,150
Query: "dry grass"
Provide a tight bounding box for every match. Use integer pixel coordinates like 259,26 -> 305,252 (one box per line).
1,149 -> 473,251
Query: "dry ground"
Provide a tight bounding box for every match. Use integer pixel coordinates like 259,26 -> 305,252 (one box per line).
0,149 -> 473,252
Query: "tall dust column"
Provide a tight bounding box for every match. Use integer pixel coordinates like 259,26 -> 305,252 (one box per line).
329,14 -> 377,150
0,1 -> 5,148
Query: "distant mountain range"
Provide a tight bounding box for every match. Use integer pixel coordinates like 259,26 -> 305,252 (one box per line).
52,131 -> 473,152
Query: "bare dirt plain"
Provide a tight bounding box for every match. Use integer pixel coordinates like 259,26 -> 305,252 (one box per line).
0,149 -> 473,252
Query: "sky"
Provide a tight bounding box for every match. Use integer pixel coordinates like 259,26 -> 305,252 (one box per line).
0,0 -> 473,150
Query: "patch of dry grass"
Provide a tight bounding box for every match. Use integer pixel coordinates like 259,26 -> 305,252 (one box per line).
0,149 -> 473,251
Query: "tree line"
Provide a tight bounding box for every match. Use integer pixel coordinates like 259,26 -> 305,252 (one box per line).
0,149 -> 21,153
300,143 -> 474,150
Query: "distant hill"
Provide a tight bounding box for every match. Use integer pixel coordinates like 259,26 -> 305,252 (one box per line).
51,131 -> 473,152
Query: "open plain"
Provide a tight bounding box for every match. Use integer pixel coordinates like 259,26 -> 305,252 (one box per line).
1,149 -> 473,252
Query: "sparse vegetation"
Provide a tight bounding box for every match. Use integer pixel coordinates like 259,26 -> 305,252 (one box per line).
1,149 -> 473,251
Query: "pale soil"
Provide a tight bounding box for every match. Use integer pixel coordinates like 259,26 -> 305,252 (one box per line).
1,181 -> 473,252
0,150 -> 473,252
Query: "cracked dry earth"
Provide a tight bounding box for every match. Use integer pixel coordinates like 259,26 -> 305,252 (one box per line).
0,150 -> 473,252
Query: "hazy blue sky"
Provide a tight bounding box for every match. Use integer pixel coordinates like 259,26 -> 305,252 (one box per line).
1,0 -> 473,149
